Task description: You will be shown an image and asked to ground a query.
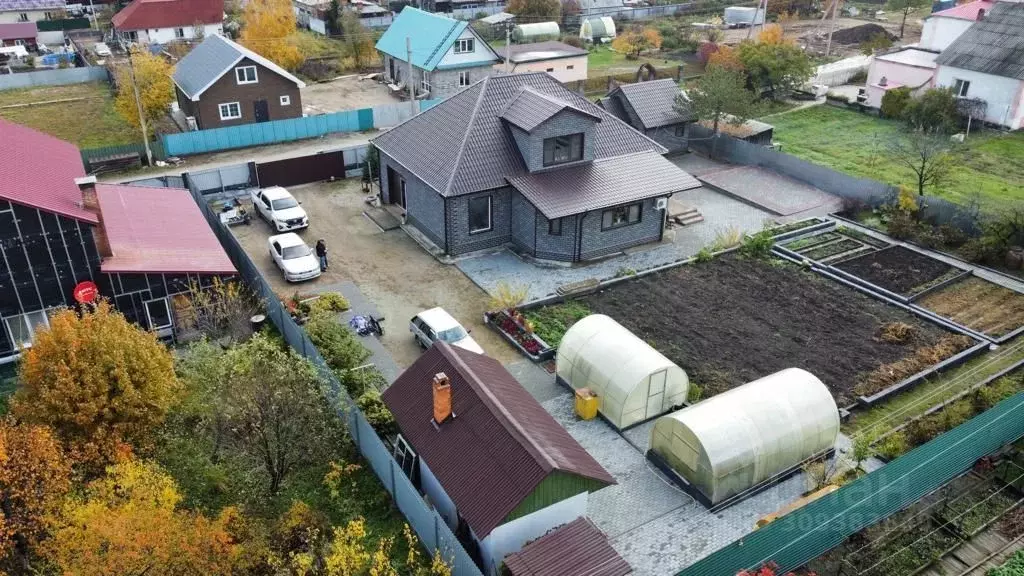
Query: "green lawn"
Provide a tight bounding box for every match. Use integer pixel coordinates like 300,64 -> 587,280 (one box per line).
587,45 -> 696,76
769,106 -> 1024,210
0,82 -> 139,148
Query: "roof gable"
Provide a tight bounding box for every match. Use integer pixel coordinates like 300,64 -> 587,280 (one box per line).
935,1 -> 1024,80
112,0 -> 223,31
610,78 -> 693,129
500,86 -> 600,133
172,34 -> 305,100
375,7 -> 469,71
380,342 -> 614,538
0,118 -> 97,223
0,22 -> 36,40
372,72 -> 666,196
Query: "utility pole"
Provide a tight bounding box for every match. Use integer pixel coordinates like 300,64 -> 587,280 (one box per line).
126,48 -> 153,166
504,21 -> 511,73
406,36 -> 416,115
825,0 -> 840,57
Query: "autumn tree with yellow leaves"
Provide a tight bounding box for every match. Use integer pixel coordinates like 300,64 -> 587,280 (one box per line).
11,301 -> 180,471
240,0 -> 303,71
611,26 -> 663,59
113,48 -> 174,137
0,419 -> 71,573
41,460 -> 237,576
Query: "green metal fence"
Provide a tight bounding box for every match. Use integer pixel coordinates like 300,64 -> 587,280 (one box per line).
80,140 -> 166,168
677,391 -> 1024,576
36,18 -> 91,31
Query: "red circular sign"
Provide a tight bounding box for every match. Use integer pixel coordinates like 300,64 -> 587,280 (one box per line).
73,281 -> 99,304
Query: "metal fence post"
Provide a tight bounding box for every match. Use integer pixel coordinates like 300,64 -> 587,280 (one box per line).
390,459 -> 396,496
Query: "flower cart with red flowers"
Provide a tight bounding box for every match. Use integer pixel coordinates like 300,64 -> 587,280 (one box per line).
484,308 -> 554,362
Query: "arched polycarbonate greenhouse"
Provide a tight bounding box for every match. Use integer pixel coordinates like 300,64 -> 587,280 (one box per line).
556,314 -> 689,430
513,22 -> 561,43
649,368 -> 840,506
579,16 -> 616,42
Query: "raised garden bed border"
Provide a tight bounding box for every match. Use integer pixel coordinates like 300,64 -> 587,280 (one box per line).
483,310 -> 555,362
908,269 -> 974,302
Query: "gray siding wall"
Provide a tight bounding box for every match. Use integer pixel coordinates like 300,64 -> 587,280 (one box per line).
646,123 -> 689,153
579,197 -> 665,260
381,53 -> 492,100
519,111 -> 597,173
510,189 -> 536,253
379,152 -> 446,249
446,187 -> 511,255
535,213 -> 578,261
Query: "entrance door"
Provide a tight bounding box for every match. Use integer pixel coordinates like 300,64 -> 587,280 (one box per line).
646,369 -> 667,419
386,166 -> 407,209
253,99 -> 269,123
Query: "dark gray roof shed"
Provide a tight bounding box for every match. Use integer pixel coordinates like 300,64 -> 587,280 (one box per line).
607,79 -> 694,129
935,2 -> 1024,80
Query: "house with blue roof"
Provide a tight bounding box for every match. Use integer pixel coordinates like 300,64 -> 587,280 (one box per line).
376,7 -> 501,100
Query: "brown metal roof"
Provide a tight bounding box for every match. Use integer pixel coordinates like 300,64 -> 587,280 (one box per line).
380,342 -> 615,538
608,79 -> 694,129
503,518 -> 632,576
506,151 -> 701,219
500,86 -> 601,133
371,72 -> 665,197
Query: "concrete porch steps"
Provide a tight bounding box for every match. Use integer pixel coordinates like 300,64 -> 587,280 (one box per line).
672,207 -> 705,226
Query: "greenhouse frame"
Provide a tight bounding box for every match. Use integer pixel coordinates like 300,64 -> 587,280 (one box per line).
649,368 -> 840,507
556,314 -> 689,429
513,22 -> 561,43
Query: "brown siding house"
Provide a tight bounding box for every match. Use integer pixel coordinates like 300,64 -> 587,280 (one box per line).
172,35 -> 305,130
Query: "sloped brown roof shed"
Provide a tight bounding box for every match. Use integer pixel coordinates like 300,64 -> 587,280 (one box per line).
381,342 -> 615,538
503,518 -> 632,576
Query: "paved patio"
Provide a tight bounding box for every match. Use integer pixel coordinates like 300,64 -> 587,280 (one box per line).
504,359 -> 814,575
700,165 -> 845,217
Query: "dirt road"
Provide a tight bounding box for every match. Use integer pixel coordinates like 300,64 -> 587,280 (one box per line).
230,179 -> 518,369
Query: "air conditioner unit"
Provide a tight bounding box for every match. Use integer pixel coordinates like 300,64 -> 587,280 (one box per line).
185,116 -> 197,131
655,198 -> 668,211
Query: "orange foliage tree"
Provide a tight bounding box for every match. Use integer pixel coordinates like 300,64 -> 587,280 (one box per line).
41,460 -> 237,576
11,301 -> 180,471
0,419 -> 71,573
708,44 -> 744,71
757,23 -> 791,45
611,26 -> 663,59
240,0 -> 303,71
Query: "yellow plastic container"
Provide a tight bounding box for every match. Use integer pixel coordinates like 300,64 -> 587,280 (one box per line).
575,388 -> 599,420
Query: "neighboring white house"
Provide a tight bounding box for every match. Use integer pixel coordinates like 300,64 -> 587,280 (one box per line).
493,40 -> 588,83
111,0 -> 223,45
919,0 -> 993,51
934,1 -> 1024,129
0,0 -> 64,25
864,48 -> 938,108
380,342 -> 616,576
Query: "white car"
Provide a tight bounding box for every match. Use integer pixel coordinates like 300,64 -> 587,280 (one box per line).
410,307 -> 483,354
252,186 -> 309,232
268,233 -> 321,282
93,42 -> 111,57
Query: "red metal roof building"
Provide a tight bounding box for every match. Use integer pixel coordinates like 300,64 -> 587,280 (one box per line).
112,0 -> 224,42
503,518 -> 632,576
381,341 -> 614,576
0,22 -> 38,47
931,0 -> 993,20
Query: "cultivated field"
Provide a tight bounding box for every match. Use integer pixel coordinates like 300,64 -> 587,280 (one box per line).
537,254 -> 964,406
769,106 -> 1024,209
835,246 -> 957,297
0,82 -> 138,148
918,277 -> 1024,337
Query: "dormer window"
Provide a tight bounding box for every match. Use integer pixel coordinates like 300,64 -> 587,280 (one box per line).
235,66 -> 258,85
543,134 -> 584,167
454,38 -> 474,54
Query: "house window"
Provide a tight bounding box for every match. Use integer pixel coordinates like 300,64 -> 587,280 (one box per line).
175,27 -> 185,38
43,11 -> 53,19
235,65 -> 258,85
127,30 -> 138,41
566,65 -> 574,70
17,12 -> 28,21
458,71 -> 470,87
548,217 -> 562,236
674,124 -> 685,137
4,310 -> 49,349
454,38 -> 474,54
953,79 -> 970,97
14,39 -> 25,46
218,102 -> 242,120
144,297 -> 173,331
602,203 -> 642,230
468,195 -> 492,234
280,94 -> 291,106
421,70 -> 431,92
546,68 -> 554,72
542,133 -> 584,166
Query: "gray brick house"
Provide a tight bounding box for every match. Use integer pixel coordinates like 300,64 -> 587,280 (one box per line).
372,72 -> 702,262
599,79 -> 694,153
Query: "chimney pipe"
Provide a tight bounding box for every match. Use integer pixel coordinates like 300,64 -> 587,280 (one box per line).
75,176 -> 112,258
977,8 -> 985,19
432,372 -> 452,425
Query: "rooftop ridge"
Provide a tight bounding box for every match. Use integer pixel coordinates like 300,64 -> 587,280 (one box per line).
442,77 -> 490,195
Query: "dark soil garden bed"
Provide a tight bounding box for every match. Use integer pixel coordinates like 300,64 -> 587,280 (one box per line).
835,246 -> 953,296
576,254 -> 954,405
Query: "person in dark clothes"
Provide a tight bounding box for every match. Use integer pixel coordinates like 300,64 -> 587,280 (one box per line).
315,239 -> 328,271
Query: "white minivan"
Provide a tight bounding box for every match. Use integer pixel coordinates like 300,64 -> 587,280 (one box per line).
409,307 -> 484,354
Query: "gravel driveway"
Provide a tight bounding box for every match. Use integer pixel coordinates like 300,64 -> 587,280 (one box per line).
229,178 -> 518,369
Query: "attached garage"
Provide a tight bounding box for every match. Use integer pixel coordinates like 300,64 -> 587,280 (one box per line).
556,314 -> 689,429
649,368 -> 840,506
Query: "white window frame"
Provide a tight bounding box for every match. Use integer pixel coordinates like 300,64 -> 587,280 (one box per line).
218,102 -> 241,120
17,12 -> 28,21
174,27 -> 185,38
144,297 -> 173,331
953,78 -> 970,97
454,38 -> 474,54
458,71 -> 470,87
4,309 -> 50,349
14,39 -> 25,46
235,65 -> 258,85
468,195 -> 492,234
280,94 -> 291,106
421,70 -> 431,92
